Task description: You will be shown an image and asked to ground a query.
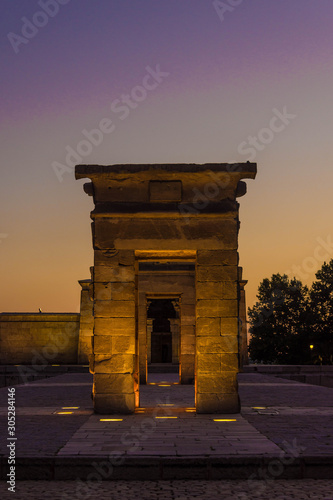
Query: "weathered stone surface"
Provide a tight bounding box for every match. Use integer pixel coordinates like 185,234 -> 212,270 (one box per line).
197,265 -> 238,282
94,218 -> 238,251
94,300 -> 135,318
111,282 -> 135,300
94,265 -> 135,282
180,362 -> 195,384
197,250 -> 238,266
112,336 -> 136,354
181,304 -> 196,325
94,317 -> 135,335
220,335 -> 238,353
0,313 -> 80,364
221,281 -> 238,299
196,299 -> 238,318
196,317 -> 220,336
94,393 -> 135,414
94,282 -> 112,301
94,249 -> 135,266
220,317 -> 239,335
93,335 -> 112,354
197,372 -> 238,393
149,180 -> 182,202
181,340 -> 195,354
196,353 -> 221,373
220,353 -> 239,371
196,281 -> 222,300
94,354 -> 135,373
94,373 -> 134,394
196,336 -> 238,354
180,325 -> 195,337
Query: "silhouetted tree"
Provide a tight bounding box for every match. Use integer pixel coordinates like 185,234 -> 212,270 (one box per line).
248,274 -> 310,364
308,259 -> 333,364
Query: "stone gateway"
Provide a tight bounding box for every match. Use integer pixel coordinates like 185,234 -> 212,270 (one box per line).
75,163 -> 257,414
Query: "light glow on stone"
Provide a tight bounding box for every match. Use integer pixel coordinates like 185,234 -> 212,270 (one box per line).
213,419 -> 237,422
100,418 -> 123,422
57,411 -> 73,415
155,416 -> 178,419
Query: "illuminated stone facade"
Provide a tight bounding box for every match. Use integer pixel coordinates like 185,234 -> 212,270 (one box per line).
76,163 -> 256,414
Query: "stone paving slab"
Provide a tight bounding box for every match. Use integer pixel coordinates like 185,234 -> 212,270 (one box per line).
58,411 -> 281,457
0,371 -> 333,481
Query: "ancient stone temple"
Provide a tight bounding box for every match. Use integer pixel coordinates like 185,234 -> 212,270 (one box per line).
75,163 -> 257,414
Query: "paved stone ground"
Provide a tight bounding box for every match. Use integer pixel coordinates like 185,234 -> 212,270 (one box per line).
0,374 -> 93,456
238,373 -> 333,457
1,371 -> 333,498
1,479 -> 333,499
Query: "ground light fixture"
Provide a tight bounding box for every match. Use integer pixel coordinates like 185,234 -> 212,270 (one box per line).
100,418 -> 123,422
57,412 -> 73,415
213,419 -> 237,422
155,416 -> 178,419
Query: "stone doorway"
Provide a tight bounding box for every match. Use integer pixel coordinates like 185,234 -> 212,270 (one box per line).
147,298 -> 180,368
76,162 -> 257,414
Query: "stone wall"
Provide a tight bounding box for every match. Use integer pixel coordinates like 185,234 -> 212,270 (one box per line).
0,313 -> 80,365
75,163 -> 257,414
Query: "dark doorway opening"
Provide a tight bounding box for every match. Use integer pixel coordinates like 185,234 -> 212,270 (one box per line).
148,299 -> 176,364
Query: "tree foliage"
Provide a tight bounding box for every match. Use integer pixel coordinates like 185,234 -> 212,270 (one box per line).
308,260 -> 333,364
248,273 -> 310,364
248,260 -> 333,364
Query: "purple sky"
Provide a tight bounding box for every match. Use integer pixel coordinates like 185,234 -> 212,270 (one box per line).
1,0 -> 333,311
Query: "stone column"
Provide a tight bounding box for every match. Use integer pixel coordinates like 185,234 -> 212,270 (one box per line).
180,300 -> 195,384
92,249 -> 137,414
196,250 -> 240,413
78,278 -> 94,364
238,267 -> 249,369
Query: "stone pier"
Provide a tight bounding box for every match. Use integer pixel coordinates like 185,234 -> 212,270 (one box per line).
76,163 -> 256,414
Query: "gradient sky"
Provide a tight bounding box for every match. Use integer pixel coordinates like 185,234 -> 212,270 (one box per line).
1,0 -> 333,312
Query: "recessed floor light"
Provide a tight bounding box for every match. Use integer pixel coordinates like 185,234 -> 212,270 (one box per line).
100,418 -> 123,422
155,416 -> 178,419
213,419 -> 237,422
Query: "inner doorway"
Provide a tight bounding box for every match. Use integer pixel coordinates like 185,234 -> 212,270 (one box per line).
147,298 -> 180,382
148,299 -> 175,363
